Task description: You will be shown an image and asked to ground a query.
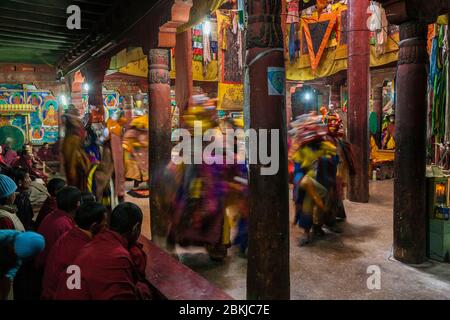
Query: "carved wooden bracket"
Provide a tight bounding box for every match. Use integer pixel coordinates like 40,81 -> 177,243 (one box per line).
158,0 -> 193,48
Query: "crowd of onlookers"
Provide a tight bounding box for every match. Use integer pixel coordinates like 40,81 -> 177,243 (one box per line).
0,149 -> 154,300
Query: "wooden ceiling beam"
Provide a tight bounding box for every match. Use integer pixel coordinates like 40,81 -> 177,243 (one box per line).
0,4 -> 98,22
0,15 -> 90,31
0,8 -> 97,27
0,23 -> 86,38
0,27 -> 80,42
0,32 -> 77,45
0,40 -> 70,50
7,0 -> 114,12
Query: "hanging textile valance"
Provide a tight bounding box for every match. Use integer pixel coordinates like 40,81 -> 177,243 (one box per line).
302,12 -> 337,70
110,47 -> 146,71
286,3 -> 400,81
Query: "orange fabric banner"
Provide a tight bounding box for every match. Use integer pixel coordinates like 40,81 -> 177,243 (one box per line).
302,13 -> 337,70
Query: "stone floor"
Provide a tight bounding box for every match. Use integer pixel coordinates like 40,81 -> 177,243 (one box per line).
129,180 -> 450,300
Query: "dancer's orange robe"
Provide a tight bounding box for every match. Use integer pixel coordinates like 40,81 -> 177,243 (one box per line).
61,128 -> 90,191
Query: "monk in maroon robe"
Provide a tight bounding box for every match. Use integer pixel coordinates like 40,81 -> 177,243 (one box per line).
33,187 -> 81,299
34,178 -> 66,230
37,143 -> 54,162
35,186 -> 81,270
54,202 -> 147,300
42,202 -> 107,300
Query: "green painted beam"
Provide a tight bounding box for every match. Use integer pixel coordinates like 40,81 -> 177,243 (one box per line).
0,28 -> 79,43
0,15 -> 90,30
0,2 -> 101,21
0,33 -> 75,45
0,48 -> 61,64
0,40 -> 71,50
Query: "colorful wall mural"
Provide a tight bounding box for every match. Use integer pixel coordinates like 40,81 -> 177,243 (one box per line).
81,90 -> 122,121
0,85 -> 122,147
0,86 -> 60,145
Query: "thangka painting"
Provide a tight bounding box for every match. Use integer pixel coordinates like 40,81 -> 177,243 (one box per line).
0,88 -> 59,145
217,11 -> 244,111
28,91 -> 59,144
0,90 -> 25,104
0,90 -> 28,145
82,90 -> 120,121
0,115 -> 27,133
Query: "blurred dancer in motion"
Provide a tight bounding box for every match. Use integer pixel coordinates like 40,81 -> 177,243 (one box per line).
321,107 -> 355,222
289,112 -> 340,246
61,105 -> 90,191
163,95 -> 248,261
123,109 -> 149,191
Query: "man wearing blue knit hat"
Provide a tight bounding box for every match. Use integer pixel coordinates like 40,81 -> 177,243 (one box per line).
0,230 -> 45,300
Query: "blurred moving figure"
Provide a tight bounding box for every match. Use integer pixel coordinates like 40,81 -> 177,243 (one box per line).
289,109 -> 353,246
123,109 -> 149,190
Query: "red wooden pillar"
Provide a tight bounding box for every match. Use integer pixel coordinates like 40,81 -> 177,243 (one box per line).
394,21 -> 428,264
347,0 -> 370,203
372,86 -> 383,147
246,0 -> 290,300
175,29 -> 193,116
147,49 -> 172,242
83,58 -> 110,123
71,71 -> 84,114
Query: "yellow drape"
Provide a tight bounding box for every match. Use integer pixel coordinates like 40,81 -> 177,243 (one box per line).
286,3 -> 399,81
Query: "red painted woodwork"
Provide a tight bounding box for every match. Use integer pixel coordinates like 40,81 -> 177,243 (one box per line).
347,0 -> 370,203
140,237 -> 232,300
246,0 -> 290,300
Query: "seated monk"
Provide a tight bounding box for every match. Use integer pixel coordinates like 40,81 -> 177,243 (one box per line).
35,178 -> 66,230
37,143 -> 54,162
15,151 -> 46,181
42,202 -> 107,300
54,202 -> 152,300
0,145 -> 11,175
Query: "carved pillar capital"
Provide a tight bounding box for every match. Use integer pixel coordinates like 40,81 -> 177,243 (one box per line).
372,85 -> 383,101
398,21 -> 428,66
380,0 -> 442,25
148,49 -> 170,85
246,0 -> 283,49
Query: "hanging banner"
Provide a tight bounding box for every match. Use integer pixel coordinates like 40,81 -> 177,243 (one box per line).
217,11 -> 244,110
302,13 -> 337,70
286,3 -> 400,81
